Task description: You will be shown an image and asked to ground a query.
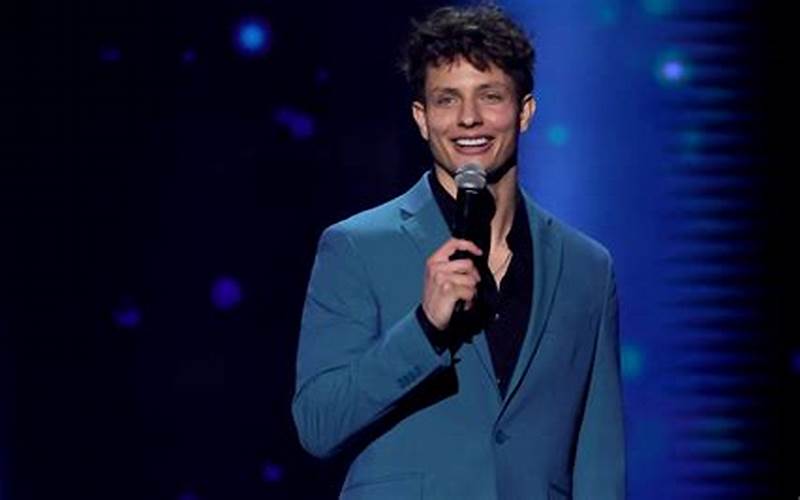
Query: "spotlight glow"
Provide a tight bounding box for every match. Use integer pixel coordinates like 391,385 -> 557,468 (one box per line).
642,0 -> 674,16
234,18 -> 272,57
546,125 -> 569,147
99,46 -> 121,63
655,51 -> 692,86
211,275 -> 243,311
274,107 -> 316,140
262,462 -> 285,483
621,344 -> 643,379
112,300 -> 141,329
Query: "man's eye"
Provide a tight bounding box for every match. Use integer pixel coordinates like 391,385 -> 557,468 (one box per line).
484,93 -> 504,102
435,95 -> 456,106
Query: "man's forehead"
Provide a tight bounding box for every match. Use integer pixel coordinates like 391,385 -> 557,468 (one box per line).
425,57 -> 512,89
427,55 -> 497,74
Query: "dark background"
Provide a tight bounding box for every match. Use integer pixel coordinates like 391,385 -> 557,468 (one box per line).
1,1 -> 796,499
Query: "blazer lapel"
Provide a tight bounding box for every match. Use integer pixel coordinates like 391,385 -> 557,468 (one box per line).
398,173 -> 498,387
398,173 -> 450,260
499,194 -> 563,415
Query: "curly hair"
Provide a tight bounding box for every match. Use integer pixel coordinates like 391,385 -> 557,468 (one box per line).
400,4 -> 535,104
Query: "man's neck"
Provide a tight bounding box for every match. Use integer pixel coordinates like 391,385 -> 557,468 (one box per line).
433,165 -> 518,252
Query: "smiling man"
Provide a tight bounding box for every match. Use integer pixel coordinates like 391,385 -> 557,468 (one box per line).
292,5 -> 625,499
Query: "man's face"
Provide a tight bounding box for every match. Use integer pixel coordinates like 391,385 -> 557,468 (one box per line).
412,57 -> 535,178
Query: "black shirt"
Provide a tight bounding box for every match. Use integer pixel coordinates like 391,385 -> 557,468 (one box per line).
416,172 -> 533,398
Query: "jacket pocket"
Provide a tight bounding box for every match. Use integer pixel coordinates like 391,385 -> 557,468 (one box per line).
340,472 -> 423,500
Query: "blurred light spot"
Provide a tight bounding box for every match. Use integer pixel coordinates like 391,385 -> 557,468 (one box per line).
234,17 -> 272,57
597,5 -> 618,25
792,350 -> 800,375
99,47 -> 122,63
681,130 -> 702,149
177,492 -> 199,500
621,344 -> 643,379
182,49 -> 197,64
315,68 -> 330,85
642,0 -> 674,16
546,125 -> 569,147
112,299 -> 141,329
262,462 -> 285,483
655,51 -> 691,86
662,61 -> 685,81
274,107 -> 316,140
211,275 -> 243,311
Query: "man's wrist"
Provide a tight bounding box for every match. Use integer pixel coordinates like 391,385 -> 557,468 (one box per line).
415,304 -> 450,355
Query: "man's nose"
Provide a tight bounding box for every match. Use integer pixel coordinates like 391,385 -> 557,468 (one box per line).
458,99 -> 482,127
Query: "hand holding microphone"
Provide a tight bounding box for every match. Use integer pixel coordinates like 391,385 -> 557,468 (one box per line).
421,238 -> 483,331
421,165 -> 494,331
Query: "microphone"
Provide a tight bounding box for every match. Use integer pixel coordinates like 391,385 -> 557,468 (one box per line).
450,164 -> 493,315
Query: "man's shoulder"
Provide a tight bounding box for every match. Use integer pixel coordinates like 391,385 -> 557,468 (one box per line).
318,181 -> 426,251
324,193 -> 406,242
529,201 -> 613,268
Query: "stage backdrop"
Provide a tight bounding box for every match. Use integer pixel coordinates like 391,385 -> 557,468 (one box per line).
2,0 -> 795,499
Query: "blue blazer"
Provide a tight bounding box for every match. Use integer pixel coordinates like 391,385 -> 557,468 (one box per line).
293,173 -> 625,499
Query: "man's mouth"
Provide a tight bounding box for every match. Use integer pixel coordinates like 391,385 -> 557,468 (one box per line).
452,136 -> 493,153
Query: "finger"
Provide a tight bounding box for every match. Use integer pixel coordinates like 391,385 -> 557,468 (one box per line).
428,238 -> 483,263
429,259 -> 476,276
434,259 -> 480,277
449,284 -> 478,303
436,272 -> 479,289
448,239 -> 483,259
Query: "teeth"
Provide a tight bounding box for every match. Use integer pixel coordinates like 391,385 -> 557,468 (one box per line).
455,137 -> 489,146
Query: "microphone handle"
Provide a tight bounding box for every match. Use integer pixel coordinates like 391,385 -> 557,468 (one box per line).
449,249 -> 473,315
450,185 -> 487,320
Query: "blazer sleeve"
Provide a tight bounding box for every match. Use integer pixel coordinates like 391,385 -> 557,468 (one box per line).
291,225 -> 452,459
572,258 -> 626,499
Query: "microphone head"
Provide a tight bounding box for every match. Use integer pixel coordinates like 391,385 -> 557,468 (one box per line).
454,164 -> 486,190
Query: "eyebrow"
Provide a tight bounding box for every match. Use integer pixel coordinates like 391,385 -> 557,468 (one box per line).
429,82 -> 511,94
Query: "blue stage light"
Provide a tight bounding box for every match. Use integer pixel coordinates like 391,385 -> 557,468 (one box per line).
793,350 -> 800,375
182,49 -> 197,64
655,51 -> 691,86
211,275 -> 243,311
597,5 -> 618,25
99,46 -> 121,63
621,344 -> 643,379
112,300 -> 141,329
261,462 -> 285,483
546,124 -> 569,147
315,68 -> 330,85
642,0 -> 674,16
274,107 -> 316,140
234,17 -> 272,57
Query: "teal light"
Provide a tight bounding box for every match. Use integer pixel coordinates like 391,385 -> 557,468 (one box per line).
642,0 -> 674,16
598,5 -> 619,25
621,344 -> 643,379
547,125 -> 569,146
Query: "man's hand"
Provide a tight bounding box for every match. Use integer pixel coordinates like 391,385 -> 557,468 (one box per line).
421,238 -> 482,331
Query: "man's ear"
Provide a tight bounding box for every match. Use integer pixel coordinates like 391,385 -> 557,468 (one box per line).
519,94 -> 536,132
412,100 -> 429,140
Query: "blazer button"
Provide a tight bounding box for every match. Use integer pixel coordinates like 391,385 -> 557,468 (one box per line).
494,429 -> 509,444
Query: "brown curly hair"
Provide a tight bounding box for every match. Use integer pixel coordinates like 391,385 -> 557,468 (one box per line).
400,4 -> 535,104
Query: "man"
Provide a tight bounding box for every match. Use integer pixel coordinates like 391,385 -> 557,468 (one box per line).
292,5 -> 625,499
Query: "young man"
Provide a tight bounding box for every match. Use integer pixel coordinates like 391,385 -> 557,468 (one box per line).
293,5 -> 625,499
